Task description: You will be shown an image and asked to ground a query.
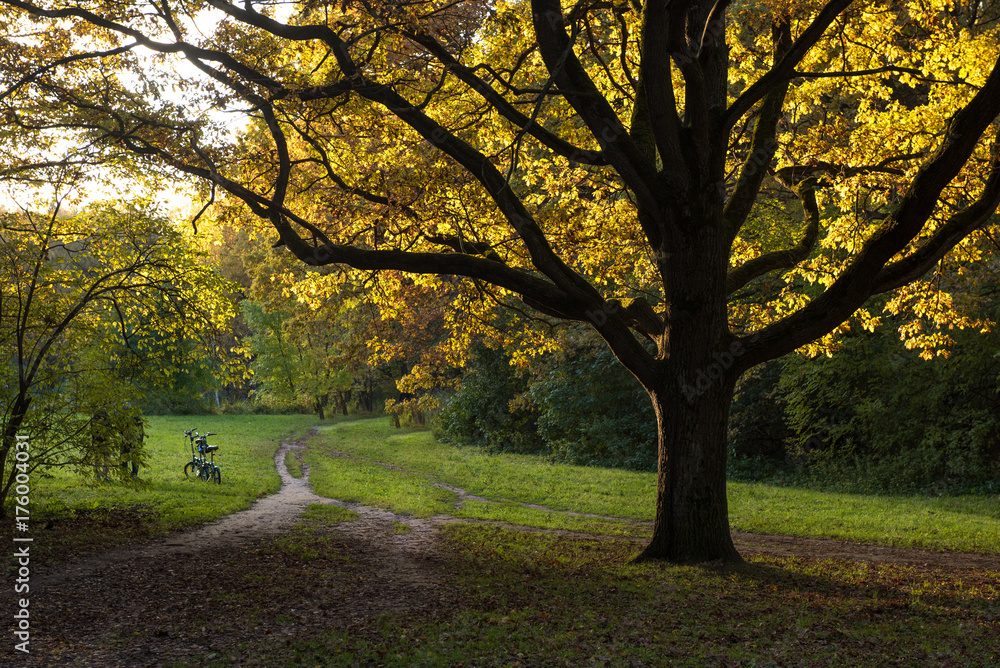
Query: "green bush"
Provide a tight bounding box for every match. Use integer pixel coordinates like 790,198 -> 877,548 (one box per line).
730,310 -> 1000,493
780,323 -> 1000,493
729,360 -> 791,464
528,345 -> 656,470
436,338 -> 656,470
435,346 -> 544,454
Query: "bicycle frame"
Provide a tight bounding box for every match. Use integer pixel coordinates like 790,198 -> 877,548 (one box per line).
199,433 -> 221,484
183,428 -> 206,478
184,428 -> 221,484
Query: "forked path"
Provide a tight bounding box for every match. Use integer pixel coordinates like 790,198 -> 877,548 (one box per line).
34,429 -> 444,592
322,446 -> 1000,573
12,431 -> 451,667
9,430 -> 1000,666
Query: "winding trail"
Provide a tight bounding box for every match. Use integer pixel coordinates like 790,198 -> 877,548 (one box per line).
35,429 -> 449,593
310,446 -> 1000,572
15,430 -> 455,667
33,428 -> 1000,595
34,431 -> 326,591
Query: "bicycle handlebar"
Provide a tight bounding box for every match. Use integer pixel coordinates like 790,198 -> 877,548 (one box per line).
184,428 -> 197,436
205,432 -> 217,436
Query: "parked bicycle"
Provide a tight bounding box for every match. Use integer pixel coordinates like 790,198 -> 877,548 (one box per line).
197,432 -> 222,484
182,428 -> 222,484
182,428 -> 204,478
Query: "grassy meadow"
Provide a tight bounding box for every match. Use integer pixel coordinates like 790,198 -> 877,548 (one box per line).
307,418 -> 1000,554
7,415 -> 1000,667
15,414 -> 317,560
13,414 -> 1000,561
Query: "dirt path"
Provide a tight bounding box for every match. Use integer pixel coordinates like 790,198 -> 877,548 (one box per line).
33,433 -> 327,591
11,431 -> 456,667
32,430 -> 454,590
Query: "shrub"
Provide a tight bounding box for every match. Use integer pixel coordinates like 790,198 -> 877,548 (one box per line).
435,346 -> 544,454
528,345 -> 656,470
436,337 -> 656,470
777,318 -> 1000,493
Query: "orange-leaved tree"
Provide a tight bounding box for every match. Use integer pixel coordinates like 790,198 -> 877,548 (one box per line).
2,0 -> 1000,561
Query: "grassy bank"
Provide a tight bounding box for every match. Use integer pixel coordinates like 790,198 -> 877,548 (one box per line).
15,414 -> 1000,563
11,416 -> 1000,667
307,417 -> 1000,554
13,414 -> 318,561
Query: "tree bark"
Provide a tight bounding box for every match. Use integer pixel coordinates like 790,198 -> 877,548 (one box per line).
630,191 -> 742,563
636,378 -> 741,563
336,390 -> 351,416
1,395 -> 31,520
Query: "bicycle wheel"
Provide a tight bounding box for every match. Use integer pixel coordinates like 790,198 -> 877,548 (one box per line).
183,461 -> 198,477
211,466 -> 221,485
199,463 -> 212,481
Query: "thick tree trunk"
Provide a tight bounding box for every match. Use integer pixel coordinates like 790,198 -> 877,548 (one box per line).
635,377 -> 742,563
630,195 -> 742,563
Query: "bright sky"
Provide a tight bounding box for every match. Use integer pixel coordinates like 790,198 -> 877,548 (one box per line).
2,3 -> 259,221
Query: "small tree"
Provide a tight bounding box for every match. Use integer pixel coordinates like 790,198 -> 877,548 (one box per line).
0,183 -> 234,515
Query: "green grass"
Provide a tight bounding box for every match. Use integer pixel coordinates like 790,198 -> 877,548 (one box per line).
271,503 -> 360,560
727,483 -> 1000,553
20,414 -> 318,560
300,502 -> 359,524
308,418 -> 654,517
305,446 -> 458,517
452,500 -> 651,538
18,414 -> 1000,562
15,415 -> 1000,667
307,417 -> 1000,554
284,450 -> 304,478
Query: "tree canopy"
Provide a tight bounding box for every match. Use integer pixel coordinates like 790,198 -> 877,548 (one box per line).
1,0 -> 999,561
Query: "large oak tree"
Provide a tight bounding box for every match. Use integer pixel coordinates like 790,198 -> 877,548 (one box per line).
2,0 -> 999,561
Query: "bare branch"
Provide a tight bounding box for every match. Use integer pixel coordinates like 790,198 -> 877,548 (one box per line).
400,28 -> 607,166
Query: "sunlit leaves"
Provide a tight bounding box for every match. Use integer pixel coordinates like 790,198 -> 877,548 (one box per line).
1,193 -> 237,495
2,0 -> 999,374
